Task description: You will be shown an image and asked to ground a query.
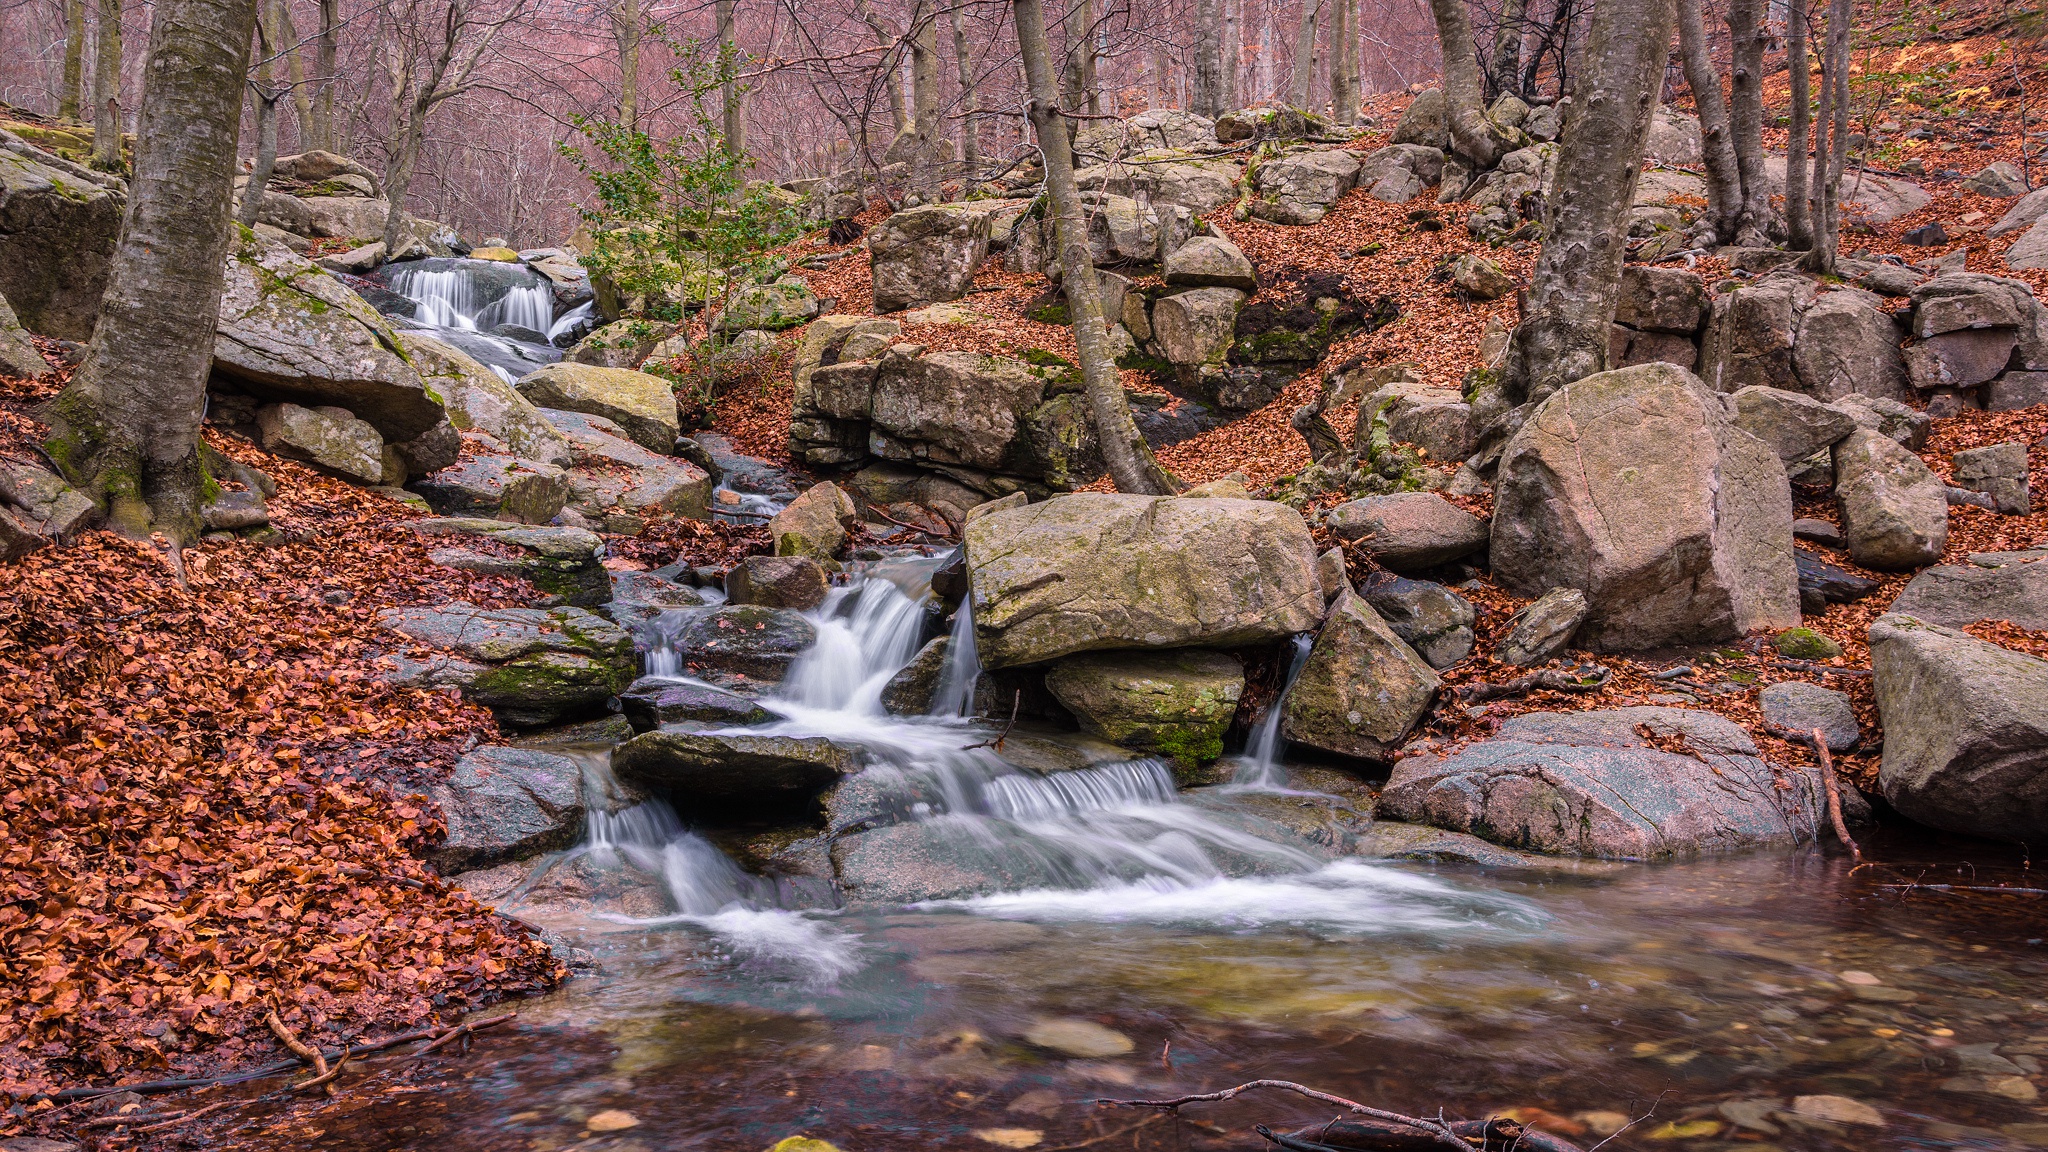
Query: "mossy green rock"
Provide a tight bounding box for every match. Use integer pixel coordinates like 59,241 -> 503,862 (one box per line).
376,601 -> 634,726
0,147 -> 124,340
1282,588 -> 1441,760
514,361 -> 679,454
1774,627 -> 1844,660
715,278 -> 820,332
398,332 -> 572,466
411,518 -> 609,605
1044,649 -> 1245,765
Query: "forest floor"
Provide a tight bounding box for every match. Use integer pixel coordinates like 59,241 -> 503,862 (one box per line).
6,10 -> 2048,1146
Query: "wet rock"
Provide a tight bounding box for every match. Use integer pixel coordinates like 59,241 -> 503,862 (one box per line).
634,604 -> 818,688
1952,442 -> 2031,515
1044,649 -> 1245,764
1382,707 -> 1835,858
213,231 -> 446,441
408,453 -> 568,524
1833,430 -> 1948,570
1872,613 -> 2048,843
612,730 -> 859,808
1281,588 -> 1440,761
1727,386 -> 1858,466
618,678 -> 775,732
869,204 -> 994,313
539,407 -> 712,531
1890,550 -> 2048,630
603,570 -> 705,624
1325,492 -> 1489,572
0,142 -> 124,340
377,602 -> 635,726
1023,1018 -> 1134,1058
1759,682 -> 1860,751
411,518 -> 609,605
1358,572 -> 1476,669
1493,363 -> 1799,651
514,363 -> 678,454
725,555 -> 829,611
397,332 -> 572,466
1796,546 -> 1883,614
1162,235 -> 1257,291
1351,822 -> 1565,868
1497,587 -> 1590,666
965,492 -> 1325,668
770,481 -> 859,558
1790,1095 -> 1885,1127
426,746 -> 586,871
880,637 -> 951,715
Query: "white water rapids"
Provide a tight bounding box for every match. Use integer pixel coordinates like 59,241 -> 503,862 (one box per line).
566,554 -> 1541,983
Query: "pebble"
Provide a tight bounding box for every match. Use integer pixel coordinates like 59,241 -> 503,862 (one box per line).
1717,1099 -> 1781,1134
1023,1018 -> 1135,1058
1571,1112 -> 1632,1137
586,1110 -> 640,1132
1790,1095 -> 1885,1127
1838,970 -> 1882,986
766,1140 -> 843,1152
973,1129 -> 1045,1148
1007,1090 -> 1063,1116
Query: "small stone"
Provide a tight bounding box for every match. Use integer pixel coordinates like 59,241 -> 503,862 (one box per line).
1838,970 -> 1882,985
1852,985 -> 1920,1002
1498,587 -> 1590,666
1023,1018 -> 1134,1058
972,1130 -> 1044,1149
1790,1095 -> 1885,1127
1902,223 -> 1949,246
1573,1112 -> 1633,1137
1792,518 -> 1844,547
1007,1090 -> 1063,1116
1643,1119 -> 1723,1139
586,1110 -> 640,1132
1716,1099 -> 1782,1134
1759,682 -> 1860,751
1773,627 -> 1843,660
766,1139 -> 845,1152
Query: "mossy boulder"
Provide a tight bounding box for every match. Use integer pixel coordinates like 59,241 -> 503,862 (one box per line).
1282,588 -> 1440,761
715,278 -> 820,331
514,361 -> 679,454
410,518 -> 609,605
396,332 -> 572,466
376,601 -> 635,726
1774,627 -> 1844,660
1044,649 -> 1246,766
0,145 -> 125,339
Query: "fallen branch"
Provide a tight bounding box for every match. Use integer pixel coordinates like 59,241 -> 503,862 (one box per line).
1044,1114 -> 1163,1151
865,500 -> 952,538
293,1053 -> 349,1095
266,1010 -> 329,1079
1761,726 -> 1865,864
1099,1080 -> 1489,1152
135,1099 -> 241,1133
1875,884 -> 2048,896
1453,665 -> 1611,703
1258,1116 -> 1584,1152
1770,660 -> 1869,677
963,690 -> 1021,751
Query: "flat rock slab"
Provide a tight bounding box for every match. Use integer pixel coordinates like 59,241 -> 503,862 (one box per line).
377,601 -> 633,726
1381,707 -> 1833,859
1890,552 -> 2048,631
612,730 -> 859,806
618,677 -> 774,731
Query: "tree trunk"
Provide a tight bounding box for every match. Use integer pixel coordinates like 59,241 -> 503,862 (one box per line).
313,0 -> 338,150
1488,0 -> 1526,99
274,0 -> 314,152
908,0 -> 940,178
239,3 -> 278,230
1012,0 -> 1179,496
90,0 -> 122,169
616,0 -> 643,131
1190,0 -> 1225,118
61,0 -> 88,120
1725,0 -> 1770,245
1507,0 -> 1676,404
1289,0 -> 1323,108
1809,0 -> 1849,273
1783,0 -> 1811,249
1062,0 -> 1100,118
45,0 -> 258,541
1427,0 -> 1515,167
1221,0 -> 1240,110
1677,0 -> 1741,243
950,3 -> 981,171
717,0 -> 744,152
856,0 -> 908,133
1332,0 -> 1359,122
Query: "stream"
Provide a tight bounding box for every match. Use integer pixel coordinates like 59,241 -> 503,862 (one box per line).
325,559 -> 2048,1150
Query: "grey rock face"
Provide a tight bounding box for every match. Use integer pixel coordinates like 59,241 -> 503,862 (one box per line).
400,332 -> 573,466
1163,235 -> 1258,291
412,517 -> 609,605
1325,492 -> 1489,571
1250,149 -> 1363,225
1831,394 -> 1931,451
1906,329 -> 2019,391
1491,363 -> 1800,651
377,601 -> 635,726
725,554 -> 830,611
1390,89 -> 1448,148
539,407 -> 711,531
869,349 -> 1047,472
1759,682 -> 1861,751
1043,649 -> 1245,764
612,730 -> 859,808
1617,265 -> 1709,334
1889,551 -> 2048,631
409,453 -> 568,524
1791,288 -> 1910,401
1497,587 -> 1590,666
1951,442 -> 2031,515
1985,370 -> 2048,410
1358,573 -> 1475,670
427,747 -> 586,871
770,481 -> 858,559
1872,614 -> 2048,843
634,604 -> 819,688
965,492 -> 1325,668
618,677 -> 774,732
0,144 -> 123,340
1727,386 -> 1858,466
0,288 -> 45,377
1382,707 -> 1834,858
1281,589 -> 1440,761
256,402 -> 385,484
515,362 -> 680,455
1833,430 -> 1948,570
1152,287 -> 1247,383
869,204 -> 994,313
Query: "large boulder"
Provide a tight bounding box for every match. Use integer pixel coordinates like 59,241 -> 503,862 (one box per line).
1789,287 -> 1910,401
1043,649 -> 1246,764
1383,707 -> 1838,858
0,144 -> 124,339
514,363 -> 678,454
788,315 -> 902,467
1889,550 -> 2048,631
412,518 -> 610,605
715,278 -> 818,331
409,453 -> 568,524
869,349 -> 1046,471
1832,429 -> 1947,570
1871,614 -> 2048,843
770,480 -> 859,558
1358,573 -> 1476,669
869,204 -> 994,313
1909,273 -> 2048,372
1390,89 -> 1448,148
1491,363 -> 1799,651
635,604 -> 818,688
1323,492 -> 1489,571
618,678 -> 773,732
0,289 -> 43,377
1726,385 -> 1858,466
255,402 -> 385,484
212,231 -> 445,441
1163,235 -> 1257,291
1250,149 -> 1363,225
612,730 -> 859,810
1281,588 -> 1441,760
397,332 -> 572,466
1075,159 -> 1241,216
1152,287 -> 1246,385
426,747 -> 587,871
538,408 -> 711,531
377,601 -> 635,726
965,492 -> 1325,668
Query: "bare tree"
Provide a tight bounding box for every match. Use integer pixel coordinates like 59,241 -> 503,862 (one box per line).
1507,0 -> 1676,403
46,0 -> 259,541
1331,0 -> 1359,121
1190,0 -> 1225,116
1061,0 -> 1100,120
1725,0 -> 1769,244
1222,0 -> 1240,109
1783,0 -> 1809,249
1013,0 -> 1179,495
1288,0 -> 1323,107
1487,0 -> 1525,98
312,0 -> 339,150
1427,0 -> 1517,167
377,0 -> 526,253
1805,0 -> 1848,272
89,0 -> 121,169
949,1 -> 980,170
1677,0 -> 1742,243
612,0 -> 643,130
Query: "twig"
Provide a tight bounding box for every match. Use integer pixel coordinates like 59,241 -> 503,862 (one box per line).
1098,1080 -> 1473,1152
293,1054 -> 349,1094
1816,732 -> 1863,864
134,1099 -> 241,1133
963,690 -> 1021,750
1044,1115 -> 1162,1150
1454,665 -> 1611,703
1875,884 -> 2048,896
865,500 -> 952,538
266,1010 -> 328,1078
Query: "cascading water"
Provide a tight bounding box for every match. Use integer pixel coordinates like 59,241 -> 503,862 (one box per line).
1232,632 -> 1316,789
379,257 -> 566,381
927,593 -> 980,719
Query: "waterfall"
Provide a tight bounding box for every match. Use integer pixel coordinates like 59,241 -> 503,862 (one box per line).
385,259 -> 556,334
547,300 -> 595,342
927,595 -> 980,719
778,575 -> 933,715
1233,633 -> 1315,789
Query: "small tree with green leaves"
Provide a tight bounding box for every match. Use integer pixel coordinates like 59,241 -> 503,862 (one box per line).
559,37 -> 801,413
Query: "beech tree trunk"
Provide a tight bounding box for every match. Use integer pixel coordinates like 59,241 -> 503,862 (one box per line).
1783,0 -> 1810,249
1062,0 -> 1100,117
1331,0 -> 1359,122
1677,0 -> 1741,243
950,3 -> 980,171
1726,0 -> 1770,245
90,0 -> 122,169
1488,0 -> 1526,99
275,0 -> 314,152
1507,0 -> 1677,404
907,0 -> 940,178
1427,0 -> 1516,167
717,0 -> 744,152
1191,0 -> 1225,118
313,0 -> 338,150
61,0 -> 88,120
239,6 -> 279,230
856,0 -> 907,132
1809,0 -> 1850,273
615,0 -> 643,131
1012,0 -> 1179,496
1289,0 -> 1323,108
1222,0 -> 1240,110
46,0 -> 259,541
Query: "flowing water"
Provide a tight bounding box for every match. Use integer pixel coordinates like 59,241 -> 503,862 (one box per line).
380,257 -> 571,382
297,562 -> 2048,1150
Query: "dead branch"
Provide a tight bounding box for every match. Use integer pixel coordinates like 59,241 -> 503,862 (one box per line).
1453,665 -> 1611,703
1875,884 -> 2048,896
963,690 -> 1021,750
265,1010 -> 329,1078
134,1099 -> 241,1133
865,499 -> 953,538
1097,1080 -> 1475,1152
1043,1114 -> 1164,1150
1770,659 -> 1869,677
1761,725 -> 1864,863
294,1054 -> 349,1095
